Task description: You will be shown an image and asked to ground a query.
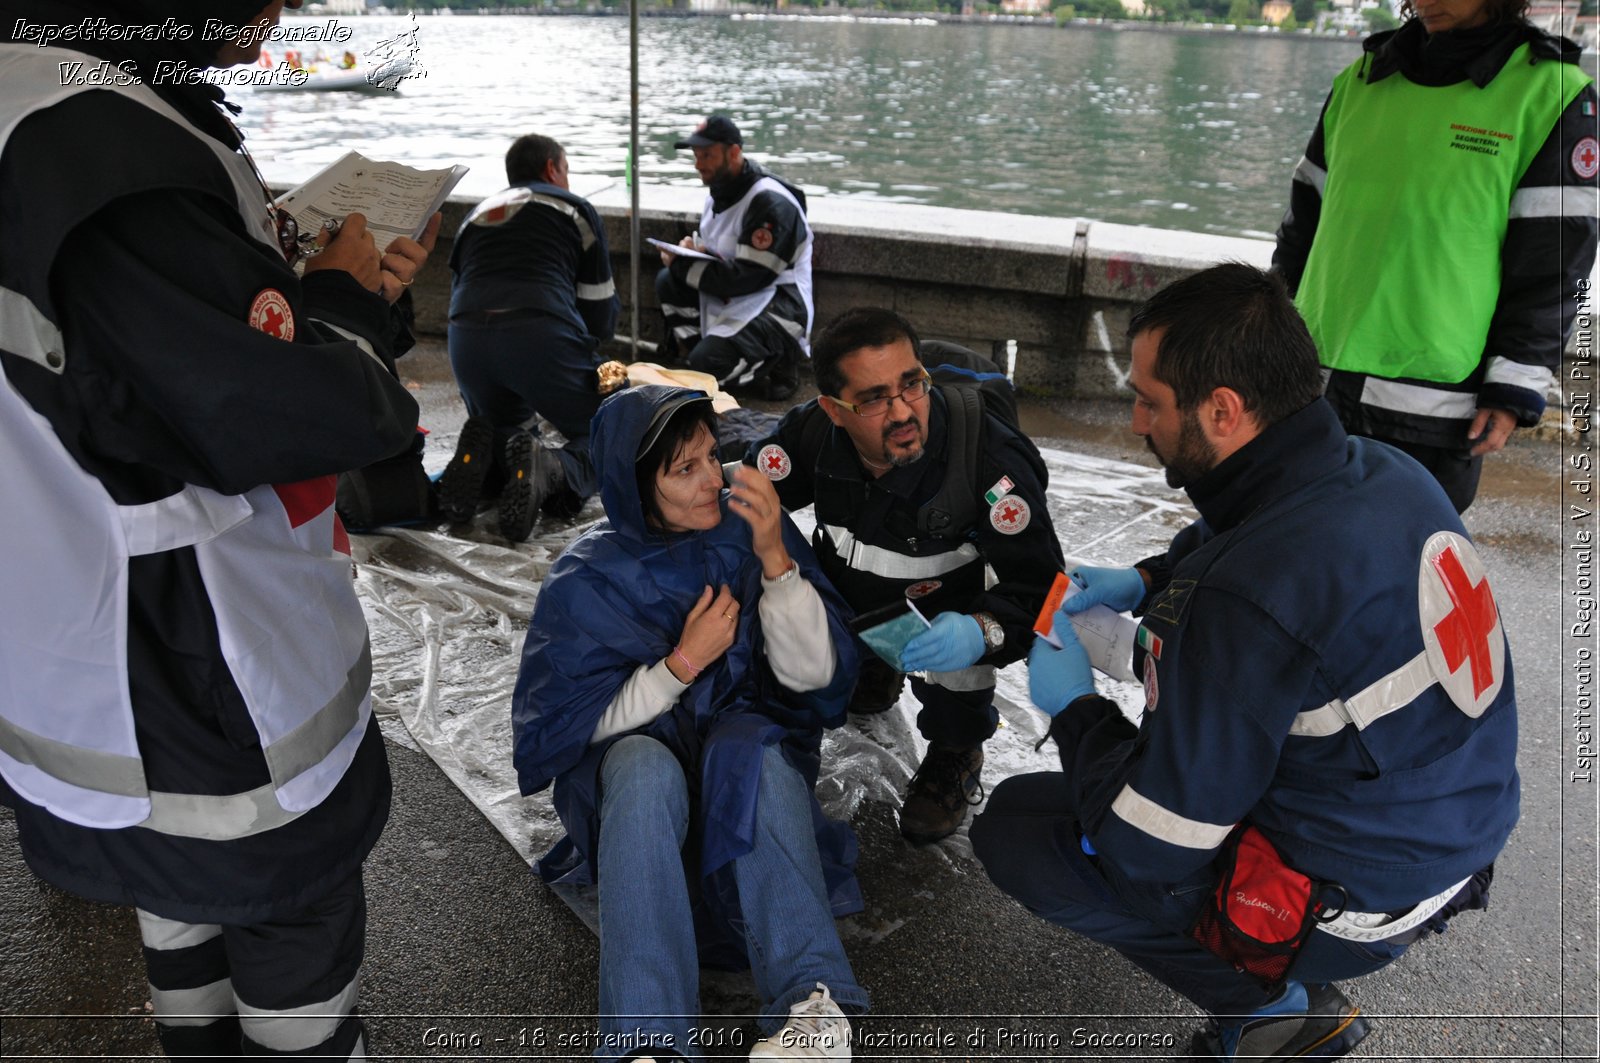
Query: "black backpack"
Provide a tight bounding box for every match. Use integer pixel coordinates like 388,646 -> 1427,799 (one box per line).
335,428 -> 436,532
919,340 -> 1020,430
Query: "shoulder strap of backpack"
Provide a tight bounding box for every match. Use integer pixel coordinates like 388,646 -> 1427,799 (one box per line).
917,384 -> 985,538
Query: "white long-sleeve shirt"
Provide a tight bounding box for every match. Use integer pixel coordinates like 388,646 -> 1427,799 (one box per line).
588,564 -> 838,744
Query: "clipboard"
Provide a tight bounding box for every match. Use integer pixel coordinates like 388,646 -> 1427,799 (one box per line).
647,237 -> 721,262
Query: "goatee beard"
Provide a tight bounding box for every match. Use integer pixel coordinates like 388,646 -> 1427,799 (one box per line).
883,417 -> 923,467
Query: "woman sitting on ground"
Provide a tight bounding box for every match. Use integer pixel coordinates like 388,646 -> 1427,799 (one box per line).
512,385 -> 869,1062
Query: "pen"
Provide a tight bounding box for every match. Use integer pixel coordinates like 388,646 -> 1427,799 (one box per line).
298,218 -> 342,257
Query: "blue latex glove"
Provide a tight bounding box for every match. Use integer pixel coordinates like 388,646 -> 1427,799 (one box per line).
1028,613 -> 1097,715
900,611 -> 986,673
1062,565 -> 1146,616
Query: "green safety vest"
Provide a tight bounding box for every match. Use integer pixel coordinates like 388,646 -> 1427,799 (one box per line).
1297,44 -> 1589,385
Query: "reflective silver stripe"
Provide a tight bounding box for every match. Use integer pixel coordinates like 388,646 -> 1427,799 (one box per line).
144,780 -> 305,840
673,325 -> 700,341
575,278 -> 615,301
721,358 -> 753,388
0,286 -> 65,374
527,193 -> 597,250
922,664 -> 995,692
1110,785 -> 1233,850
150,977 -> 235,1025
1292,154 -> 1327,197
1360,377 -> 1478,421
1483,355 -> 1555,394
0,713 -> 146,797
736,243 -> 790,273
1317,875 -> 1471,943
661,301 -> 699,319
819,523 -> 982,581
1291,651 -> 1434,737
1508,185 -> 1599,219
686,260 -> 709,289
311,320 -> 382,368
239,972 -> 360,1051
1288,701 -> 1352,738
263,641 -> 371,786
137,910 -> 222,952
774,314 -> 806,339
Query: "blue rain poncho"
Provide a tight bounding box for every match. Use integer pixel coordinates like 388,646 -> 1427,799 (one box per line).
512,386 -> 862,961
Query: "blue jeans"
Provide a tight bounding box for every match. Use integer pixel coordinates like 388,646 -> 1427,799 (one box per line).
595,735 -> 867,1061
973,772 -> 1412,1019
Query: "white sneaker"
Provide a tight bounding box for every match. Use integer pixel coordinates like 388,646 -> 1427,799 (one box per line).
748,983 -> 851,1060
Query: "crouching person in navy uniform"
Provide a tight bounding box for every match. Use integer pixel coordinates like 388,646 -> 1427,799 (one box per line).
440,132 -> 620,542
512,387 -> 868,1062
0,1 -> 437,1056
656,114 -> 813,401
972,264 -> 1518,1061
744,309 -> 1064,846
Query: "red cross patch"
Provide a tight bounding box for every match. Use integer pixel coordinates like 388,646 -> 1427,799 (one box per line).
1574,137 -> 1600,181
989,494 -> 1030,535
751,225 -> 773,252
905,579 -> 943,599
248,288 -> 295,341
469,187 -> 530,227
1143,655 -> 1160,713
1418,531 -> 1504,717
757,443 -> 791,481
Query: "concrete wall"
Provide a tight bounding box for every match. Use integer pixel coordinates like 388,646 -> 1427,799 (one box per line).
405,181 -> 1267,402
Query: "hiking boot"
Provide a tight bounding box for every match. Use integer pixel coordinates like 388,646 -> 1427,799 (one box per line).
748,983 -> 851,1061
847,656 -> 905,715
899,744 -> 984,845
437,416 -> 496,523
497,430 -> 562,543
1189,982 -> 1370,1061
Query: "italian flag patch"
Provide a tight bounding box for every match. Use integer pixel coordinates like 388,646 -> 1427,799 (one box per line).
1136,625 -> 1163,660
984,475 -> 1015,506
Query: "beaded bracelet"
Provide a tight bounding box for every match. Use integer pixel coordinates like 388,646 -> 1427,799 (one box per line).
671,646 -> 703,679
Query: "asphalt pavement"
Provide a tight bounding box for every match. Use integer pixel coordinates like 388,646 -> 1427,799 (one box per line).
1,341 -> 1592,1061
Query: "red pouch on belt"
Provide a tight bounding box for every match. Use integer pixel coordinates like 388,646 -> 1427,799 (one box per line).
1189,824 -> 1347,990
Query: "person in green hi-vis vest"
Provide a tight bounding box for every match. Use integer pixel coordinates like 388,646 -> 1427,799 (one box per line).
1273,0 -> 1597,513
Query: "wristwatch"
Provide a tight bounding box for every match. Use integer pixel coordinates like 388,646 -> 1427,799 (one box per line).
973,611 -> 1005,654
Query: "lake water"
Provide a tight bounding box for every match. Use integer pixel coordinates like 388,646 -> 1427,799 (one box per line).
234,14 -> 1566,239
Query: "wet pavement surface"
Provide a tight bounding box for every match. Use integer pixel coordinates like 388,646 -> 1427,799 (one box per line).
2,338 -> 1591,1061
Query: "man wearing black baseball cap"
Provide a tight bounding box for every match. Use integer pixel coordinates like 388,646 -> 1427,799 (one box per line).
657,113 -> 814,401
673,113 -> 743,150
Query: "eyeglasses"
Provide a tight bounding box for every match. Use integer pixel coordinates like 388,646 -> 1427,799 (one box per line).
828,371 -> 933,418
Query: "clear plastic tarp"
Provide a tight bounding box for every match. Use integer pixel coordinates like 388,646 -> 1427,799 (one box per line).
357,445 -> 1194,870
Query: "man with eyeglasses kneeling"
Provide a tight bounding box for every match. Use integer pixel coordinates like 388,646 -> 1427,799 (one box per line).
745,308 -> 1063,845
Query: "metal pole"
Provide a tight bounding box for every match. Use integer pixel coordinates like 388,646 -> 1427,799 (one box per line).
629,0 -> 641,361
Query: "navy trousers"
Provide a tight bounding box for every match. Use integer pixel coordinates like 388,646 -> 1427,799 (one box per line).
971,772 -> 1411,1018
446,311 -> 602,501
137,871 -> 368,1057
